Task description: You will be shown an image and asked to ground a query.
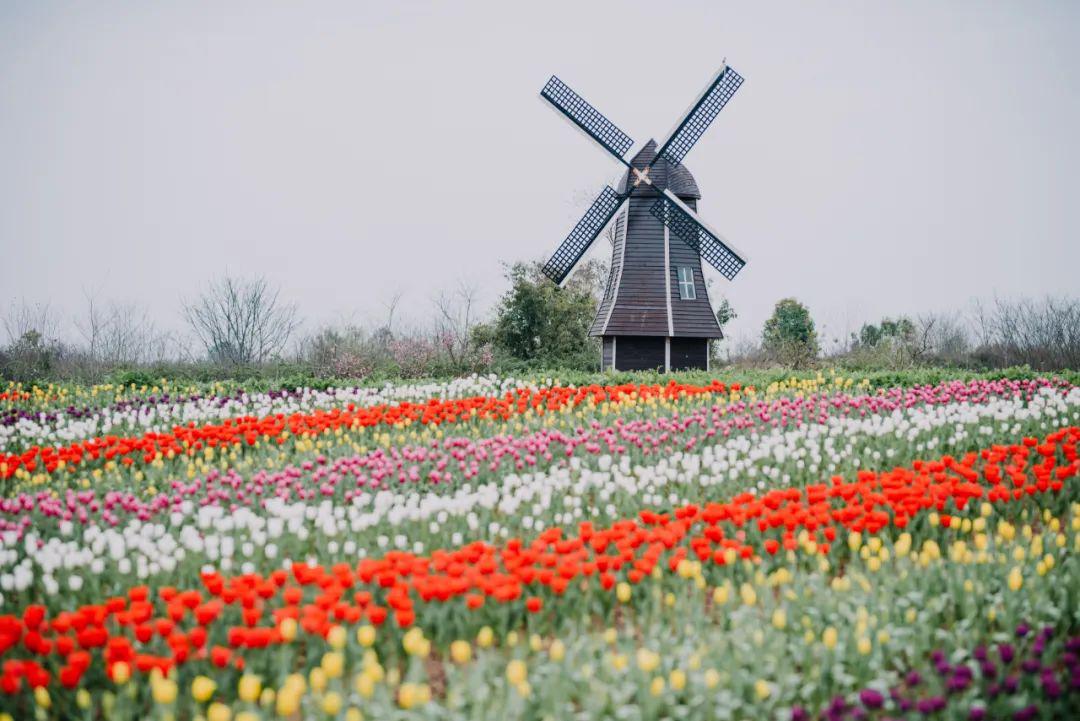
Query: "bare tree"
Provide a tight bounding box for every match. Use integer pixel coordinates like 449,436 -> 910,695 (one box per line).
382,290 -> 404,335
432,280 -> 479,366
2,300 -> 62,346
183,276 -> 299,366
974,295 -> 1080,370
76,290 -> 161,368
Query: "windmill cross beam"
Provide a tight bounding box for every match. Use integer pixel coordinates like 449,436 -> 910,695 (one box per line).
537,62 -> 750,372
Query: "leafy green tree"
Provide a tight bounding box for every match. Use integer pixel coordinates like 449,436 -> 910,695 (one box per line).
857,317 -> 915,349
762,298 -> 819,368
481,260 -> 601,368
715,298 -> 737,333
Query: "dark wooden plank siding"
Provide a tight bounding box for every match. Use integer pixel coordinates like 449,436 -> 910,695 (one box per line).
668,198 -> 724,339
594,140 -> 722,340
603,196 -> 670,336
589,210 -> 626,337
670,337 -> 709,370
613,336 -> 666,371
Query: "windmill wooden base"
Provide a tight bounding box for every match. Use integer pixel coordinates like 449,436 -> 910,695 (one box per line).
600,336 -> 710,372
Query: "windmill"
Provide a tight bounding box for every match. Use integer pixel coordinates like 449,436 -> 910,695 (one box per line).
540,63 -> 748,371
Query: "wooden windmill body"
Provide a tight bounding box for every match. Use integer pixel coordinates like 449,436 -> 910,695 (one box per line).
539,65 -> 749,372
591,141 -> 722,371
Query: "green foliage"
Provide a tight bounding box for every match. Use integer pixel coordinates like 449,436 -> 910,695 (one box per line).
762,298 -> 819,368
487,261 -> 600,370
715,297 -> 737,332
856,317 -> 915,349
0,331 -> 62,383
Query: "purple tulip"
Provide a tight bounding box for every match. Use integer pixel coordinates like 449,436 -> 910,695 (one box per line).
859,689 -> 884,709
1004,674 -> 1019,694
906,671 -> 922,687
968,708 -> 986,721
1016,622 -> 1030,638
790,707 -> 810,721
1012,705 -> 1038,721
999,643 -> 1016,664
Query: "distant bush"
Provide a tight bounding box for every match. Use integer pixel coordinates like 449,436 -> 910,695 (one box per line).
481,260 -> 602,372
762,298 -> 819,369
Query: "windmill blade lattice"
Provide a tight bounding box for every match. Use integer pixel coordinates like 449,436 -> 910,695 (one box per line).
654,67 -> 744,168
541,76 -> 635,162
542,186 -> 626,285
650,197 -> 746,280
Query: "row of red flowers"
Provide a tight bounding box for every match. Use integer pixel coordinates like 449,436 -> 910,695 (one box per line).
0,381 -> 734,480
0,426 -> 1075,694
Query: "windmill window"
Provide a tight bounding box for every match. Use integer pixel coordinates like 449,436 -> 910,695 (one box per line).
677,267 -> 696,300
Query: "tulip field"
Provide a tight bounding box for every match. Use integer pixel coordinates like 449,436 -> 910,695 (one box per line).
0,371 -> 1078,720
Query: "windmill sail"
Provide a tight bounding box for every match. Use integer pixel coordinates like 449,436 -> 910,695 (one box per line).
650,189 -> 747,281
654,66 -> 744,168
542,186 -> 626,285
541,76 -> 635,162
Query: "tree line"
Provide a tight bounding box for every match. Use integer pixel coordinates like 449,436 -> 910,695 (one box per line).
2,264 -> 1078,384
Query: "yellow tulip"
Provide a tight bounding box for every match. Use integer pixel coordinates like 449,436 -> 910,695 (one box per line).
192,676 -> 216,703
279,617 -> 298,642
356,624 -> 376,647
207,703 -> 231,721
327,625 -> 347,649
1007,566 -> 1023,592
112,662 -> 131,685
321,651 -> 344,679
450,640 -> 472,664
309,667 -> 328,693
636,648 -> 660,673
823,627 -> 838,650
152,677 -> 178,705
322,691 -> 343,715
507,660 -> 528,686
237,675 -> 262,704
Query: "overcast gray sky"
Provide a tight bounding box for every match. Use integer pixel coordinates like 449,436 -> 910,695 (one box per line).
2,0 -> 1078,349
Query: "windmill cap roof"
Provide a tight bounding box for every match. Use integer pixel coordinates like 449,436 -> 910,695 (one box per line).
616,139 -> 701,199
